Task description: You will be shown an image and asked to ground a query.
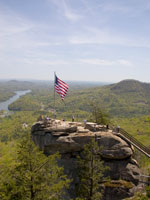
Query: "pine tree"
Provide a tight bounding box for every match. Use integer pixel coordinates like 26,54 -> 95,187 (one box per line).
76,138 -> 108,200
0,131 -> 70,200
89,103 -> 110,125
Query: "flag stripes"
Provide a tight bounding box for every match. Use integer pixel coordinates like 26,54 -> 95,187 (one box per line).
55,75 -> 69,100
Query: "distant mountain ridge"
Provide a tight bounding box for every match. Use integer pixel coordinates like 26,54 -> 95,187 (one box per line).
110,79 -> 150,94
63,79 -> 150,117
96,79 -> 150,116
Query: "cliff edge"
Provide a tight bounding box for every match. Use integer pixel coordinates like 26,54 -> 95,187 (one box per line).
31,119 -> 141,200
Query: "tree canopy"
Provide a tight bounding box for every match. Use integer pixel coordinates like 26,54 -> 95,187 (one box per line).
76,138 -> 109,200
0,132 -> 70,200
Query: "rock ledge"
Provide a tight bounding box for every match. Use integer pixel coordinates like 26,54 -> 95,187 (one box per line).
31,119 -> 140,200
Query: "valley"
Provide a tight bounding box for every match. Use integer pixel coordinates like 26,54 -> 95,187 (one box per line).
0,79 -> 150,199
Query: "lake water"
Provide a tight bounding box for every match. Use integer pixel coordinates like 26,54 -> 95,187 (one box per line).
0,90 -> 31,111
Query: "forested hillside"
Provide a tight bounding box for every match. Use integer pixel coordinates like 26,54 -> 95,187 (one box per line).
0,80 -> 35,102
5,79 -> 150,148
1,79 -> 150,147
0,79 -> 150,199
7,79 -> 150,118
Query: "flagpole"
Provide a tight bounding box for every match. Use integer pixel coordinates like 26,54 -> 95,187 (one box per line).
54,72 -> 56,119
62,99 -> 66,106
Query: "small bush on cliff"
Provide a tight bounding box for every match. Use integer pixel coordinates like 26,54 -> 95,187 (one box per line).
0,131 -> 70,200
125,193 -> 149,200
76,138 -> 109,200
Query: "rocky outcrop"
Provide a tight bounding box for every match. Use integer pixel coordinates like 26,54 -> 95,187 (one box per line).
31,119 -> 141,200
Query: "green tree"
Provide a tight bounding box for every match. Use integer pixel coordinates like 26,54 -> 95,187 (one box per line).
125,192 -> 149,200
76,138 -> 108,200
0,132 -> 70,200
0,141 -> 17,200
89,103 -> 110,125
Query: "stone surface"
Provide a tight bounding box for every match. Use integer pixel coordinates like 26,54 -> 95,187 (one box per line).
31,119 -> 141,200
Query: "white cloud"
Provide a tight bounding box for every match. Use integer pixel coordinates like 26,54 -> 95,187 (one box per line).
64,10 -> 81,22
80,59 -> 115,66
102,2 -> 131,13
0,5 -> 65,59
29,59 -> 69,66
63,0 -> 81,22
69,26 -> 150,48
100,0 -> 150,17
118,59 -> 133,67
0,8 -> 34,52
0,7 -> 34,38
14,57 -> 70,66
79,58 -> 133,67
69,26 -> 125,45
32,42 -> 63,47
50,0 -> 82,22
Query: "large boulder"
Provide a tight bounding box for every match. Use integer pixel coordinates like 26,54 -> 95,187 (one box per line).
31,119 -> 141,200
98,133 -> 133,159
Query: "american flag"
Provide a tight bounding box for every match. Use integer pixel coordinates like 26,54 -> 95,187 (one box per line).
55,75 -> 69,100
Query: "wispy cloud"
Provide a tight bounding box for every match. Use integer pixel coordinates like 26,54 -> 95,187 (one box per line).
0,0 -> 149,82
20,58 -> 70,66
80,59 -> 115,66
69,26 -> 150,48
117,59 -> 133,67
79,58 -> 133,67
33,42 -> 63,47
102,2 -> 131,13
101,0 -> 150,17
62,0 -> 81,22
0,6 -> 34,38
49,0 -> 82,22
0,7 -> 34,52
0,4 -> 65,56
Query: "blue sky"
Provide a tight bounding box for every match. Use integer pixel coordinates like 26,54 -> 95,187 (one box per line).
0,0 -> 150,82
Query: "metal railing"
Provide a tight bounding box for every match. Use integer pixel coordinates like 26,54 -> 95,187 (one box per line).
110,124 -> 150,158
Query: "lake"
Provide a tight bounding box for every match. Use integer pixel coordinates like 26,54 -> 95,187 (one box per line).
0,90 -> 31,111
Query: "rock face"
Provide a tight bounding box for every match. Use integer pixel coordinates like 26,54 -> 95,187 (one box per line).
31,119 -> 140,200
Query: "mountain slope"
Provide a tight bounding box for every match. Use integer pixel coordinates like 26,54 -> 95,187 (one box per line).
63,79 -> 150,117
